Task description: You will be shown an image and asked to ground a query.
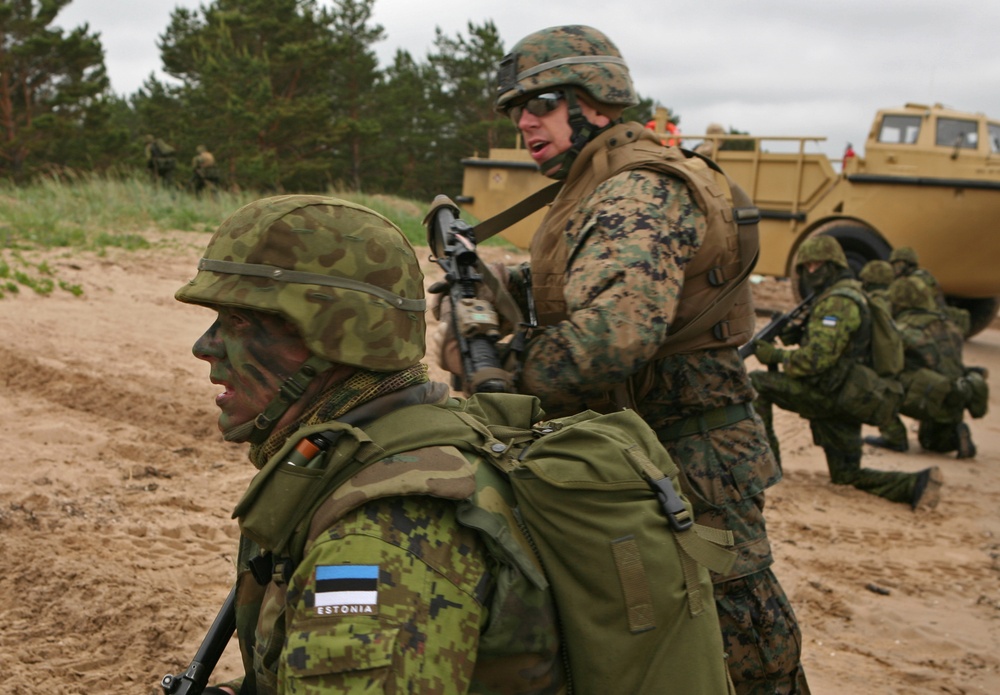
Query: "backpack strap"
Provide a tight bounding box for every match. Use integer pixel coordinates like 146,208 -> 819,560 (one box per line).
471,181 -> 564,244
826,284 -> 874,362
624,443 -> 735,616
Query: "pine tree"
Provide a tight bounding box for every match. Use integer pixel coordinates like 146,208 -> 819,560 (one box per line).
0,0 -> 111,180
154,0 -> 350,191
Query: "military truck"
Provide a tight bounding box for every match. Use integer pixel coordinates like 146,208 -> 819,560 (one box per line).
458,103 -> 1000,336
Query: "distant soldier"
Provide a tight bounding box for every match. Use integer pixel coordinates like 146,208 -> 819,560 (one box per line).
144,134 -> 177,186
865,276 -> 978,458
859,259 -> 895,312
693,123 -> 726,159
889,246 -> 970,335
190,144 -> 221,196
751,236 -> 943,510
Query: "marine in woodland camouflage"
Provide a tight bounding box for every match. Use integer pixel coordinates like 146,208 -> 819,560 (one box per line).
507,136 -> 804,691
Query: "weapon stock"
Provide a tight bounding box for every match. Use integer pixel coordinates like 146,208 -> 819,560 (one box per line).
739,293 -> 816,368
161,585 -> 237,695
426,195 -> 510,394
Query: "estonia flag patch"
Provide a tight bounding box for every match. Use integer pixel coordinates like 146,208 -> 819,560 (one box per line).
821,315 -> 838,328
314,565 -> 379,616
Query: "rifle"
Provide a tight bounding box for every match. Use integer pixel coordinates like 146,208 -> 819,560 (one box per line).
425,195 -> 512,394
738,293 -> 816,368
160,585 -> 237,695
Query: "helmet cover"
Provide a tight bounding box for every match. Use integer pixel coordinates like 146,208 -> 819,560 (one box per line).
495,25 -> 638,112
795,235 -> 849,269
176,195 -> 426,371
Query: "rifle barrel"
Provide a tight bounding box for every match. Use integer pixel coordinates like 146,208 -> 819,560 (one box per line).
161,584 -> 237,695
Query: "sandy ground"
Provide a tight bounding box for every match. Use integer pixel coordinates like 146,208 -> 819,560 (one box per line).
0,230 -> 997,694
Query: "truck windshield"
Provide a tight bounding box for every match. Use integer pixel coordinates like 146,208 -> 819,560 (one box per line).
878,115 -> 921,144
989,123 -> 1000,153
936,118 -> 978,149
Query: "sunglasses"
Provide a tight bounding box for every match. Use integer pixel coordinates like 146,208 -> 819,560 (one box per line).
506,91 -> 565,124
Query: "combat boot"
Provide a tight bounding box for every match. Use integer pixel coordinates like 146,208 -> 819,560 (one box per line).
911,466 -> 943,511
863,435 -> 908,453
956,423 -> 976,459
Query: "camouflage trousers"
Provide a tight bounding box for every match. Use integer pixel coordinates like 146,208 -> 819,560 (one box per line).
715,569 -> 811,695
661,416 -> 808,694
752,371 -> 920,505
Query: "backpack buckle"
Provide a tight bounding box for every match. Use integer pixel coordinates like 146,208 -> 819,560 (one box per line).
649,477 -> 693,531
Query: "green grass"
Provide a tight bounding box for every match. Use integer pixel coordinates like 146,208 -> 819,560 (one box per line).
0,173 -> 510,298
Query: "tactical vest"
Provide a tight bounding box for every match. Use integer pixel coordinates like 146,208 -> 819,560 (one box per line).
817,280 -> 872,367
529,123 -> 755,355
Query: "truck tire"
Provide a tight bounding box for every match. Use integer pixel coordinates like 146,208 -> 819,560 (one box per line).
791,221 -> 891,299
948,296 -> 1000,338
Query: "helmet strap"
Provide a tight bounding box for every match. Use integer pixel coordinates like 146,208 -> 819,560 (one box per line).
222,354 -> 334,444
538,90 -> 617,180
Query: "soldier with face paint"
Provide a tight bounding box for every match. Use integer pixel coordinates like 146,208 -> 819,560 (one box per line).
176,195 -> 563,694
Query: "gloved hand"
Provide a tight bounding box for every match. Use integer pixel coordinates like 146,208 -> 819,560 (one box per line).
754,340 -> 786,366
779,321 -> 804,346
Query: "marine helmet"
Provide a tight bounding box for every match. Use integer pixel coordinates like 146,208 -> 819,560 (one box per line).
196,144 -> 207,154
859,259 -> 895,288
176,195 -> 426,372
795,235 -> 848,269
494,25 -> 638,115
889,275 -> 935,313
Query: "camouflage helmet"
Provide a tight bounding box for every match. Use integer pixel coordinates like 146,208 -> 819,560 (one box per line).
859,259 -> 895,287
889,276 -> 935,313
176,195 -> 426,371
889,246 -> 919,265
795,235 -> 848,269
495,25 -> 638,113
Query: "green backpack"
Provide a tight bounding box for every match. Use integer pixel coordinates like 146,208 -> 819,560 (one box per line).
236,392 -> 735,695
829,286 -> 905,426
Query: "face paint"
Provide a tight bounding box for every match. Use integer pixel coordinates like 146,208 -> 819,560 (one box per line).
193,308 -> 312,434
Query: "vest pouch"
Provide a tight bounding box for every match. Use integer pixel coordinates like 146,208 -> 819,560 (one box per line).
836,362 -> 902,426
239,462 -> 325,552
899,367 -> 955,421
233,422 -> 368,553
964,368 -> 989,419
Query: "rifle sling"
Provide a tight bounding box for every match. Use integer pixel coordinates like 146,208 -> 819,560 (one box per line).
471,181 -> 564,244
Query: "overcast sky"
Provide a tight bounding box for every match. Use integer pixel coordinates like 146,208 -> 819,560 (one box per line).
56,0 -> 1000,162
